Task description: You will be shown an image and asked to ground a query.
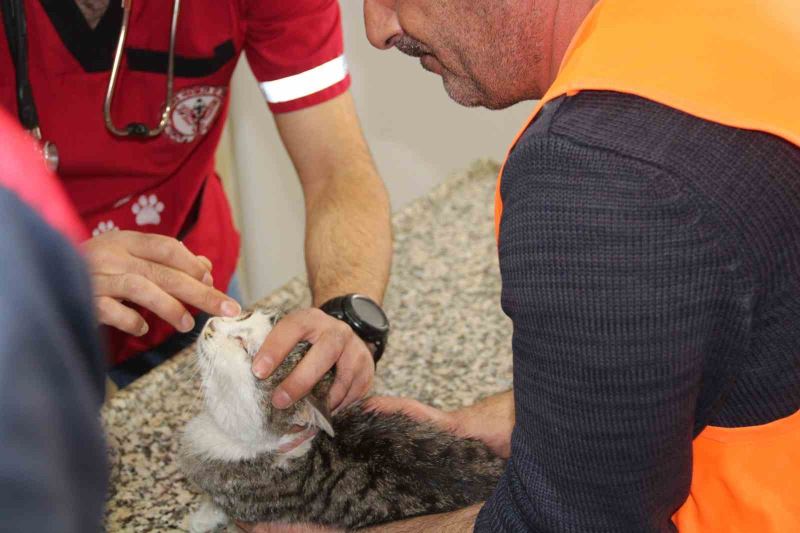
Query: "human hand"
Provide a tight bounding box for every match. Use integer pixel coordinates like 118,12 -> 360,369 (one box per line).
83,230 -> 241,336
252,308 -> 374,412
365,396 -> 461,434
449,391 -> 514,458
366,391 -> 514,459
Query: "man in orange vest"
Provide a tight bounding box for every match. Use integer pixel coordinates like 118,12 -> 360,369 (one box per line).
279,1 -> 800,532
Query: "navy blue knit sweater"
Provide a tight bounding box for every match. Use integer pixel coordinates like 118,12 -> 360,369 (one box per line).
476,92 -> 800,532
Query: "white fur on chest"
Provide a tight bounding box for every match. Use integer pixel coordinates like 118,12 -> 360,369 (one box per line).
184,412 -> 317,463
183,413 -> 274,461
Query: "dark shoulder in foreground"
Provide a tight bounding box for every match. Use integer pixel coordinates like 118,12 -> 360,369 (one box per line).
505,89 -> 800,427
484,89 -> 800,532
524,90 -> 800,234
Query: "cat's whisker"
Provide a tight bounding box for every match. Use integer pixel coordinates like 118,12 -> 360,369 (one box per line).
175,356 -> 203,383
175,358 -> 197,376
182,358 -> 208,418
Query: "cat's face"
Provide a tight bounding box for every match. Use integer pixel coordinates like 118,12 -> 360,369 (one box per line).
200,309 -> 274,363
196,309 -> 277,443
196,309 -> 334,453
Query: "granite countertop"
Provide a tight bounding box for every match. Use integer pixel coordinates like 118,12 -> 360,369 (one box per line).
102,160 -> 514,532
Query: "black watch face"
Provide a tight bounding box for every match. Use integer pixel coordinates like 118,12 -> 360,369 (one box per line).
350,295 -> 389,331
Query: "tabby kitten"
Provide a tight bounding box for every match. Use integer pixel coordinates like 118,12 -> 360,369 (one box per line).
179,309 -> 505,532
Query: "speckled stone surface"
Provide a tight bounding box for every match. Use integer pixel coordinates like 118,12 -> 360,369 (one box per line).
102,160 -> 514,532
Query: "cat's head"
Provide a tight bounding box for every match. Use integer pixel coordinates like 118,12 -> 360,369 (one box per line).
195,308 -> 335,452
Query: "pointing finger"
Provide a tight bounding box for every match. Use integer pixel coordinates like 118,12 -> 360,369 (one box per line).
94,273 -> 195,333
124,232 -> 210,282
129,258 -> 240,318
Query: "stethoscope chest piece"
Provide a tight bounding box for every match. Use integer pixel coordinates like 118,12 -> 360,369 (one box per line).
41,140 -> 59,172
28,127 -> 59,172
2,0 -> 182,171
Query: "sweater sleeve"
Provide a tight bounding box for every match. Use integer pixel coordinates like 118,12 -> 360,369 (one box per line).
476,133 -> 734,532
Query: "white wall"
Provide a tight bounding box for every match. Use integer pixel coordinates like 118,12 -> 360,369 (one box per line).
227,2 -> 532,302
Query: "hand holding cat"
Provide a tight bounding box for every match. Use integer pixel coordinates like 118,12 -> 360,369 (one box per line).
83,231 -> 241,336
366,391 -> 515,459
252,308 -> 375,412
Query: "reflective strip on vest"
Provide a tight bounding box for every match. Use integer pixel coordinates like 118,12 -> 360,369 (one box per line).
494,0 -> 800,530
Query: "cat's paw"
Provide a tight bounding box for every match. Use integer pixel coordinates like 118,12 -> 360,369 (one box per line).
188,499 -> 230,533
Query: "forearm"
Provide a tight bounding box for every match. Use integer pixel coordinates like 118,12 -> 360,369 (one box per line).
303,157 -> 391,305
274,92 -> 392,306
362,504 -> 482,533
453,390 -> 514,458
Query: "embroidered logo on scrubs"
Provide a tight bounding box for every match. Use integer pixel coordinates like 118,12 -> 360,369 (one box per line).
166,86 -> 226,143
92,220 -> 119,237
132,194 -> 165,226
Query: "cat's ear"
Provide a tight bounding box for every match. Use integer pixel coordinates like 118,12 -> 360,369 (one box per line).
294,395 -> 335,438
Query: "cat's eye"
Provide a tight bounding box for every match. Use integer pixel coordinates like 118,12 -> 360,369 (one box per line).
233,335 -> 248,352
235,311 -> 254,322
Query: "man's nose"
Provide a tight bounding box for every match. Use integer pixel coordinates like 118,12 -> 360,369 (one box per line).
364,0 -> 402,50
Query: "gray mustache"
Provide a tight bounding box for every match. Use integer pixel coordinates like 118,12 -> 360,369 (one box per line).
394,36 -> 429,58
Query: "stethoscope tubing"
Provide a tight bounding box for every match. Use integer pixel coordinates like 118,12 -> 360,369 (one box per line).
1,0 -> 181,168
2,0 -> 39,131
104,0 -> 181,138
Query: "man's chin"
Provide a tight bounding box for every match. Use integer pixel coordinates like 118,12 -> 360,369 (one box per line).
442,77 -> 520,110
418,62 -> 514,109
441,77 -> 489,108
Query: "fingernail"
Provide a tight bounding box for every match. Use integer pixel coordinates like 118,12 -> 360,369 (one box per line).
202,271 -> 214,286
180,313 -> 195,332
197,255 -> 213,271
221,300 -> 241,317
252,357 -> 274,379
272,389 -> 292,409
138,322 -> 149,337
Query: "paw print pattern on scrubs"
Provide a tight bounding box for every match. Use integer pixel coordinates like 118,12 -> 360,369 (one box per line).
132,194 -> 165,226
92,220 -> 119,237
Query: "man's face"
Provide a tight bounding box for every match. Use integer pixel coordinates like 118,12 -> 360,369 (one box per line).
364,0 -> 543,109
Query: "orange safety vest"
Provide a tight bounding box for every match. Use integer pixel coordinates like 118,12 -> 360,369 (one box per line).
494,1 -> 800,531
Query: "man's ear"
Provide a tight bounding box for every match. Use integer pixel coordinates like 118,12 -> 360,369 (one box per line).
293,395 -> 335,437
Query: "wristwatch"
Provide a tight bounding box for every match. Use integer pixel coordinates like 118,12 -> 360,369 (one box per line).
320,294 -> 390,363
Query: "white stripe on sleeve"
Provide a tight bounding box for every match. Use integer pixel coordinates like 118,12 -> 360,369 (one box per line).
259,56 -> 348,104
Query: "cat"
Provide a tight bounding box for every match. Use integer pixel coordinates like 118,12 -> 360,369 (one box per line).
179,309 -> 505,532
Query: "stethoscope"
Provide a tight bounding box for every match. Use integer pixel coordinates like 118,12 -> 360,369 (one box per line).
1,0 -> 181,172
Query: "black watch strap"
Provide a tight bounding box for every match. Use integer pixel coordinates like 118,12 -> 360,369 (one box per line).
320,295 -> 389,364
